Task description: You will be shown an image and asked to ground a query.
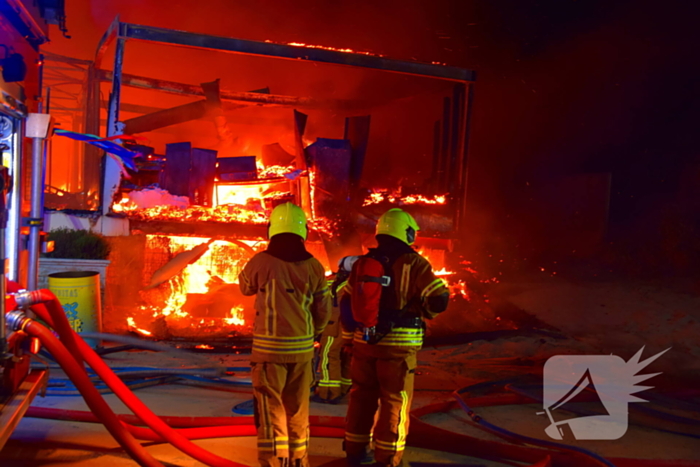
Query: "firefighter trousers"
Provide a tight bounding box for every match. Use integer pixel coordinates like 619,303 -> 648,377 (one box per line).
317,330 -> 344,400
344,343 -> 418,467
252,360 -> 313,467
317,334 -> 353,400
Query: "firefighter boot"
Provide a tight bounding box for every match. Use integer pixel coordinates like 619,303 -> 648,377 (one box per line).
344,440 -> 374,467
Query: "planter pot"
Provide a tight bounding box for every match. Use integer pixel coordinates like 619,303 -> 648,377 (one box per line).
38,258 -> 110,297
48,271 -> 103,348
39,259 -> 110,348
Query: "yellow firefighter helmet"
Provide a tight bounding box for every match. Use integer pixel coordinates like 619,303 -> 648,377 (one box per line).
375,208 -> 420,245
268,202 -> 308,240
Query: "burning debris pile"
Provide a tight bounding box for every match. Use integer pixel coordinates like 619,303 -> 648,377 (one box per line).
106,149 -> 477,343
113,164 -> 299,224
362,189 -> 448,207
122,235 -> 264,340
98,68 -> 474,344
67,18 -> 478,345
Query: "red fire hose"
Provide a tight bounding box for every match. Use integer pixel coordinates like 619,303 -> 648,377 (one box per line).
24,406 -> 347,441
20,319 -> 163,467
14,286 -> 553,467
9,287 -> 700,467
25,406 -> 700,467
18,289 -> 86,367
12,287 -> 247,467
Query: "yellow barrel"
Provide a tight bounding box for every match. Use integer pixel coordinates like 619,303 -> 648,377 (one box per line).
48,271 -> 102,348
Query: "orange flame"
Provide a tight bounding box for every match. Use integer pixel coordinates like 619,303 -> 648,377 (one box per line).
362,189 -> 447,207
126,235 -> 263,337
113,201 -> 269,224
126,317 -> 153,336
280,41 -> 382,57
225,305 -> 246,326
434,267 -> 455,276
258,164 -> 296,179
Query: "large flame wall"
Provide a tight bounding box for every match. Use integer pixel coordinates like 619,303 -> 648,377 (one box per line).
104,234 -> 265,340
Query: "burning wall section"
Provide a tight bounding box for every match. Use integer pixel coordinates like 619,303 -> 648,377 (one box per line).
106,234 -> 264,340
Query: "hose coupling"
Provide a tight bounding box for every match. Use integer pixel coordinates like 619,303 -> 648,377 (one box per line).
5,310 -> 31,332
12,289 -> 42,308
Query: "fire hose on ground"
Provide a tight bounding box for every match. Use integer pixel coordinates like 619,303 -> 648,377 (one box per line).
5,288 -> 700,467
6,312 -> 163,467
6,286 -> 247,467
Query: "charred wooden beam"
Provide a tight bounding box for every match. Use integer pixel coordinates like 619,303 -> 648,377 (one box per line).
101,100 -> 256,116
127,219 -> 321,242
128,219 -> 267,240
119,22 -> 475,82
123,100 -> 209,134
200,79 -> 223,110
120,79 -> 256,133
99,70 -> 330,108
100,71 -> 368,109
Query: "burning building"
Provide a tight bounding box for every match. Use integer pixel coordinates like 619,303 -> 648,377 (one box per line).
42,17 -> 476,344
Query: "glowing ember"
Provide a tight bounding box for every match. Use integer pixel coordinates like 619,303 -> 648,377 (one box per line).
309,169 -> 317,219
111,163 -> 337,234
113,202 -> 269,224
216,183 -> 270,207
225,305 -> 246,326
127,235 -> 264,337
309,217 -> 335,237
279,41 -> 382,57
258,164 -> 296,179
434,267 -> 455,276
362,190 -> 447,207
195,344 -> 214,350
448,280 -> 469,300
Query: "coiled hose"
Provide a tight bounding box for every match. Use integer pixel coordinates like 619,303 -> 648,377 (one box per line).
20,319 -> 163,467
12,287 -> 247,467
9,286 -> 700,467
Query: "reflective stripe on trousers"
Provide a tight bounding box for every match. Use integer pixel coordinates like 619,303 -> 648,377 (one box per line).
344,343 -> 418,467
252,360 -> 312,467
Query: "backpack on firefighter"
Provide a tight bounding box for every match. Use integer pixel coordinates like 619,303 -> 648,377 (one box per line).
349,249 -> 414,344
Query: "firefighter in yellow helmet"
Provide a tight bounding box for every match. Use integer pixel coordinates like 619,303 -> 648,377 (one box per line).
314,255 -> 359,403
239,202 -> 332,467
344,208 -> 449,467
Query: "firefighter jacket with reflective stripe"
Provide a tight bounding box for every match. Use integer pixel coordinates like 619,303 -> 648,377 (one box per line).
349,251 -> 448,348
239,251 -> 332,363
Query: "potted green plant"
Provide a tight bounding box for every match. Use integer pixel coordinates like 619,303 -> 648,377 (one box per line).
38,228 -> 112,291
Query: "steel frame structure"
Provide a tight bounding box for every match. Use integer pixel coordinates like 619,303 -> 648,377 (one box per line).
93,16 -> 476,229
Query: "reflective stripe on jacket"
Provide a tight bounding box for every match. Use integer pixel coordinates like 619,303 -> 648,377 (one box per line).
352,327 -> 424,346
239,251 -> 331,363
350,252 -> 448,348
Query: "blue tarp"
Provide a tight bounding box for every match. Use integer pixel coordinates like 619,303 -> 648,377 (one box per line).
53,128 -> 139,171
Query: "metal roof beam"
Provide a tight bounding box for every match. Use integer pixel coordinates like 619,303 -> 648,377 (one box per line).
98,70 -> 363,109
118,22 -> 475,82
